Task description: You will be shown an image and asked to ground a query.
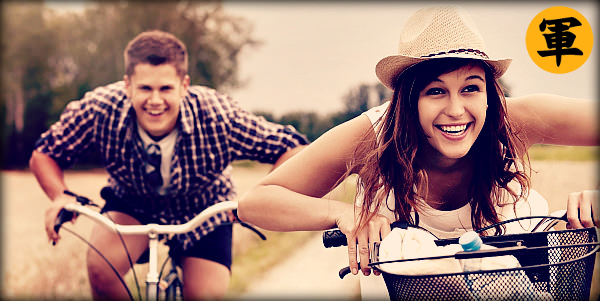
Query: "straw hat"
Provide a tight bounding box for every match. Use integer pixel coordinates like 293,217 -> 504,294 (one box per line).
375,6 -> 512,90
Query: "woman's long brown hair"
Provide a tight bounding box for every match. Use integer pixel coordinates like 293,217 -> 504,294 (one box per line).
349,58 -> 530,236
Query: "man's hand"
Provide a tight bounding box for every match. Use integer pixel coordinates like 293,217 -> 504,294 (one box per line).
45,193 -> 78,245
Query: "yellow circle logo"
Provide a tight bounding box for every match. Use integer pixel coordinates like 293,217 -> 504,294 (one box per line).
526,6 -> 593,74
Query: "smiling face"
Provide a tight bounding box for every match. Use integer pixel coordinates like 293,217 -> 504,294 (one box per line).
125,63 -> 190,139
417,64 -> 487,163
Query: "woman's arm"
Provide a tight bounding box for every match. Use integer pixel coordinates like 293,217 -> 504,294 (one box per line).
238,114 -> 389,276
507,94 -> 598,148
238,115 -> 373,231
270,145 -> 307,171
508,94 -> 599,228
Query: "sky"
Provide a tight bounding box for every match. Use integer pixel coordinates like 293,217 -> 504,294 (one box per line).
46,1 -> 598,117
220,1 -> 598,116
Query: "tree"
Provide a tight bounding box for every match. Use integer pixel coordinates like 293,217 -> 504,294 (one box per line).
332,82 -> 391,127
1,2 -> 57,168
263,82 -> 392,142
1,1 -> 259,168
278,111 -> 332,142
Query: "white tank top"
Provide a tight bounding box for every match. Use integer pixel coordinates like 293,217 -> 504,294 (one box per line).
359,101 -> 549,238
357,102 -> 549,300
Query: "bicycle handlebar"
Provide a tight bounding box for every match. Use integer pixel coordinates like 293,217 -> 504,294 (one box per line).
322,214 -> 569,248
325,214 -> 578,279
55,201 -> 264,238
323,228 -> 348,248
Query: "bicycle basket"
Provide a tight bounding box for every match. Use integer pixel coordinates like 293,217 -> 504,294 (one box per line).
374,227 -> 599,301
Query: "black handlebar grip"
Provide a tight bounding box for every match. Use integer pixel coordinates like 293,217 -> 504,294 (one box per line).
323,229 -> 347,248
54,208 -> 74,234
339,266 -> 352,279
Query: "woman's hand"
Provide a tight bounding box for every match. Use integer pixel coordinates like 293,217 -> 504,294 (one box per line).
566,190 -> 598,228
335,206 -> 391,276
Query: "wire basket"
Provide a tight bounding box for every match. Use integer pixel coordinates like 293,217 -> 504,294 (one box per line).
374,227 -> 599,301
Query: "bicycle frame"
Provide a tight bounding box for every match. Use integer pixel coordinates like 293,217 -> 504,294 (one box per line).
62,200 -> 239,300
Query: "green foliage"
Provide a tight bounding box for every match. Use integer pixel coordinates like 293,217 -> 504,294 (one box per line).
256,82 -> 391,142
1,2 -> 57,168
0,1 -> 389,168
1,1 -> 259,168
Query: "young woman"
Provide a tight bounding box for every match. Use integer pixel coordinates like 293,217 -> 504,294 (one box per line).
238,6 -> 598,298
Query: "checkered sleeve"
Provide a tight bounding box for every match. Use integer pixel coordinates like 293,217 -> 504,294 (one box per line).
34,94 -> 99,169
227,99 -> 308,164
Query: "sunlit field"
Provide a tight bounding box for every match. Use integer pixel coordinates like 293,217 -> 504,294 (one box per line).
2,146 -> 598,299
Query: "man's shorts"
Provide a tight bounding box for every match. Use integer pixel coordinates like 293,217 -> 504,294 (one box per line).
100,187 -> 232,270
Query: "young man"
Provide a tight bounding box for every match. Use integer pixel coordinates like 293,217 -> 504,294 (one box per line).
30,30 -> 308,300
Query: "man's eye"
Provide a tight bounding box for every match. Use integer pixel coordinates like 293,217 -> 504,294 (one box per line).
425,88 -> 445,96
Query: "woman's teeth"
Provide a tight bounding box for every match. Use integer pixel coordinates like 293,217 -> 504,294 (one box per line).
437,124 -> 468,134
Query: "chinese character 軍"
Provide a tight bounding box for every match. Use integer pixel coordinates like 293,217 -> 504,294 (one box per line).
537,17 -> 583,67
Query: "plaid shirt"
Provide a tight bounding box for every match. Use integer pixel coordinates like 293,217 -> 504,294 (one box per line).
35,81 -> 308,249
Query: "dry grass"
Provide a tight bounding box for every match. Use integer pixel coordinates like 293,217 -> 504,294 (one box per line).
1,164 -> 275,299
1,159 -> 599,299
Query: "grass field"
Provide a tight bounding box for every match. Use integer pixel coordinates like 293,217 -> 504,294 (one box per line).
528,145 -> 599,161
1,145 -> 598,299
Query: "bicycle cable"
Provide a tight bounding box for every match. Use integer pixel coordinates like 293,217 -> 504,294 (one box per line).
62,190 -> 141,301
59,193 -> 267,300
103,212 -> 142,301
59,226 -> 135,301
158,254 -> 173,282
475,215 -> 567,234
154,218 -> 268,287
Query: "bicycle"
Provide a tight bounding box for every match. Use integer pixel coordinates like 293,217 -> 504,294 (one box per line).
53,191 -> 266,301
323,213 -> 600,300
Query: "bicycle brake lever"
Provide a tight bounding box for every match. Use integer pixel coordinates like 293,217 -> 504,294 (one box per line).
338,243 -> 380,279
64,190 -> 94,206
339,266 -> 351,279
239,221 -> 267,240
53,190 -> 90,236
232,209 -> 267,240
338,262 -> 371,279
53,208 -> 76,235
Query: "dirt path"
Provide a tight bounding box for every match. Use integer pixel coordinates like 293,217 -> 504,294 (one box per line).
238,160 -> 600,299
1,161 -> 598,299
240,233 -> 360,299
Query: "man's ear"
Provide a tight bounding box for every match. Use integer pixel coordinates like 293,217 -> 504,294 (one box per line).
182,74 -> 190,89
123,75 -> 131,98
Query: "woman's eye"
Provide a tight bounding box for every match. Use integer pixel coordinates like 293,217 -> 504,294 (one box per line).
425,88 -> 445,96
462,85 -> 481,93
